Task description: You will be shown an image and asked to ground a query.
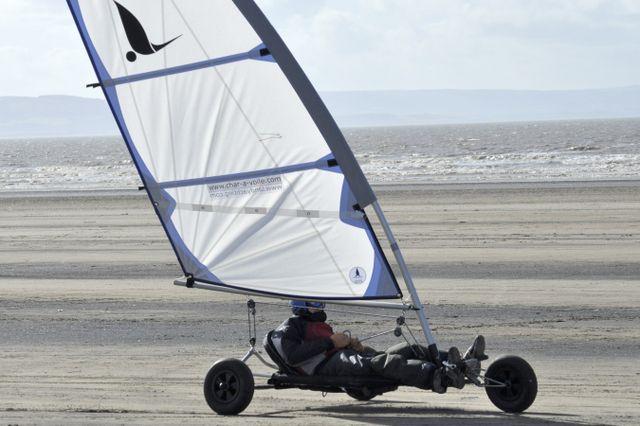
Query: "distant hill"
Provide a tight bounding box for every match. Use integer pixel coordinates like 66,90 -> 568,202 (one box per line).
322,86 -> 640,127
1,87 -> 639,137
0,95 -> 117,138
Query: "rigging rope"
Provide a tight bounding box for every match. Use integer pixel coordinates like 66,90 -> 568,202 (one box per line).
248,298 -> 430,348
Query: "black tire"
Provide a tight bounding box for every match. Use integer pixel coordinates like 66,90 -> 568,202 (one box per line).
346,388 -> 377,401
485,355 -> 537,413
204,358 -> 254,415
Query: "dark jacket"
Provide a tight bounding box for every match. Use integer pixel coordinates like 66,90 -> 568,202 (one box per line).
272,313 -> 336,374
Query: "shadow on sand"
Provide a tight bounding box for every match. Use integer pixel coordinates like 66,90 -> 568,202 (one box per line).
249,400 -> 582,425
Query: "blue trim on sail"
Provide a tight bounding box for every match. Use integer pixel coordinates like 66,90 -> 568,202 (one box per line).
338,176 -> 401,299
103,44 -> 273,87
159,158 -> 333,190
67,0 -> 219,283
318,153 -> 341,174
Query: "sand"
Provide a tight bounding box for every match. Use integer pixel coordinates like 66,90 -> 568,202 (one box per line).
1,181 -> 639,425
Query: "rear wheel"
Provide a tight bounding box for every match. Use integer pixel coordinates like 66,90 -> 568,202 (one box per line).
484,355 -> 537,413
204,358 -> 254,415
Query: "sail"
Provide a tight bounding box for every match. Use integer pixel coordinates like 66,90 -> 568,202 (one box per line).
67,0 -> 401,300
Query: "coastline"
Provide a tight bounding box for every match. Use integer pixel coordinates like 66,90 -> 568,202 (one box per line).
1,177 -> 639,197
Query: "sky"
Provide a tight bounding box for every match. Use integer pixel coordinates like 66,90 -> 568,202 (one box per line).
1,0 -> 639,98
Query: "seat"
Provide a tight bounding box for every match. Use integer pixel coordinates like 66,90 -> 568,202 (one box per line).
263,330 -> 300,376
262,330 -> 399,394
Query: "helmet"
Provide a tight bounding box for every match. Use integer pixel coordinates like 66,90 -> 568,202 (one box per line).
290,300 -> 326,315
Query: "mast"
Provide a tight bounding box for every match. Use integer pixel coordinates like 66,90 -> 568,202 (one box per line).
371,202 -> 439,356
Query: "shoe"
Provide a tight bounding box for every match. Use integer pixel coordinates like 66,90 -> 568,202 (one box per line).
431,367 -> 447,394
447,346 -> 463,367
444,346 -> 465,389
445,367 -> 465,389
463,335 -> 487,361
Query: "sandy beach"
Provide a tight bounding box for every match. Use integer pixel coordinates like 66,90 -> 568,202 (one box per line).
1,181 -> 639,425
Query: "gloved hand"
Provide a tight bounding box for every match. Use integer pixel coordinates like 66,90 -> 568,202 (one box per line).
330,332 -> 351,348
348,337 -> 364,352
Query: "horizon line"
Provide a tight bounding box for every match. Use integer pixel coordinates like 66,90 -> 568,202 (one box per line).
2,84 -> 640,100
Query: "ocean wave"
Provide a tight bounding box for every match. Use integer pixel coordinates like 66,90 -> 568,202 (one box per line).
568,145 -> 600,151
2,119 -> 639,190
359,151 -> 640,183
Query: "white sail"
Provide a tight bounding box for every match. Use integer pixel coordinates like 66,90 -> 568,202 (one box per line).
68,0 -> 401,300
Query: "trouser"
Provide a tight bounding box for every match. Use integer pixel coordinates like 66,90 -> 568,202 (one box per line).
316,342 -> 448,389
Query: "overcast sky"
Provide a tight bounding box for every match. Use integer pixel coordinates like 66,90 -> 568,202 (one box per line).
1,0 -> 639,98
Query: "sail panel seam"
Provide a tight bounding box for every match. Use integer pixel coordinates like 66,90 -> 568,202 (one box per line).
175,202 -> 364,219
158,158 -> 334,189
101,45 -> 270,87
161,0 -> 186,252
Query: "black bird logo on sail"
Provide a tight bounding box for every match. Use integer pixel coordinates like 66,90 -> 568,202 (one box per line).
114,1 -> 182,62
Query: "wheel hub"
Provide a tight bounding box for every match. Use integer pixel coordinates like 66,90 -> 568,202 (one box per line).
492,369 -> 521,401
212,370 -> 239,403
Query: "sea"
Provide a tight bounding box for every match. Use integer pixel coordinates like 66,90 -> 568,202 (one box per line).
1,118 -> 639,191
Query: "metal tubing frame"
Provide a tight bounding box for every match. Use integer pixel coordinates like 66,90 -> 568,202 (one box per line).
241,346 -> 278,370
358,327 -> 399,343
173,278 -> 412,310
370,201 -> 438,348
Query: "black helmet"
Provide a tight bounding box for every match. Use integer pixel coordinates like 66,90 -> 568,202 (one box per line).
289,300 -> 326,315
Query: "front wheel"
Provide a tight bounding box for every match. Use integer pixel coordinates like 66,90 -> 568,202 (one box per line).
484,355 -> 537,413
204,358 -> 254,415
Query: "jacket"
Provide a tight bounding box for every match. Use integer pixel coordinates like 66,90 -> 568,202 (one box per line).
270,314 -> 336,375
